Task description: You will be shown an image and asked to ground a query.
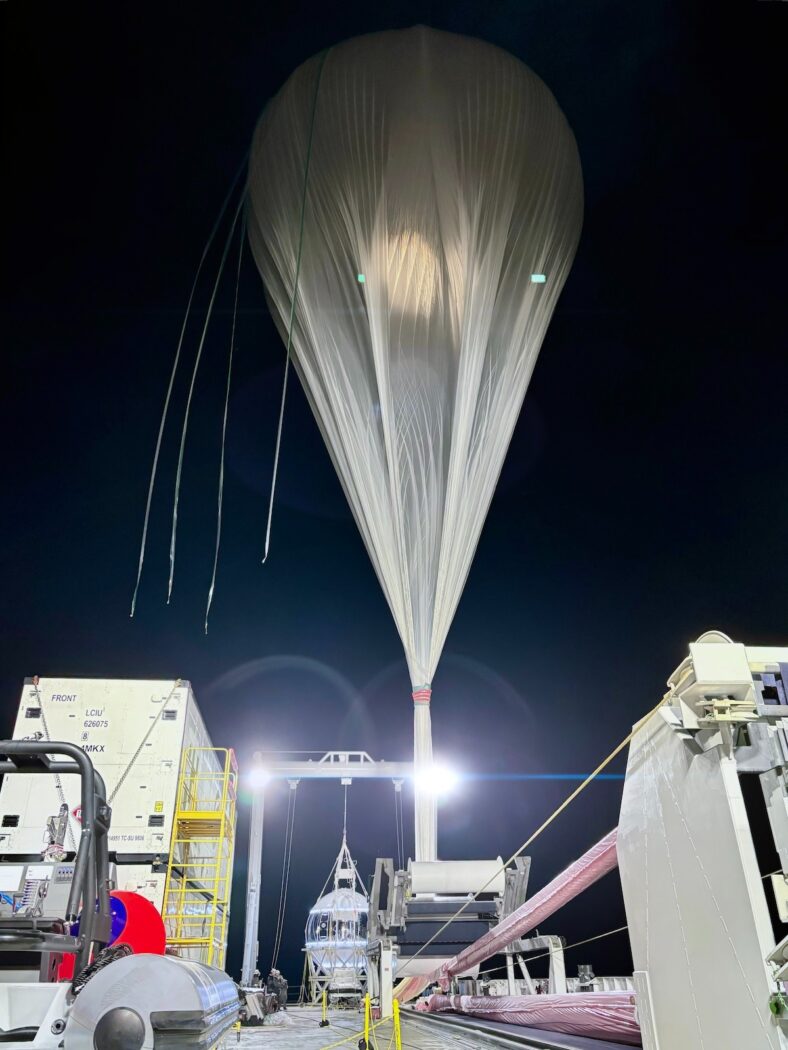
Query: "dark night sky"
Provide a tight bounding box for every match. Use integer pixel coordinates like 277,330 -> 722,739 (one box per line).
1,1 -> 785,989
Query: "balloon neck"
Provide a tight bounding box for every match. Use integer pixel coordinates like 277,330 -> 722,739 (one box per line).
412,687 -> 432,705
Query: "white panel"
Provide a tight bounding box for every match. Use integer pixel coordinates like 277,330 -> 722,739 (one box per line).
619,713 -> 785,1049
633,971 -> 661,1050
24,864 -> 54,881
745,647 -> 788,669
0,866 -> 24,892
394,957 -> 480,977
684,642 -> 754,703
408,858 -> 505,895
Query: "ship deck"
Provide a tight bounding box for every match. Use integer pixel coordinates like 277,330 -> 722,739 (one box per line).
228,1005 -> 640,1050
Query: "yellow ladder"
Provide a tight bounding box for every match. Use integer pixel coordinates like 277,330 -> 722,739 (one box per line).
162,747 -> 238,968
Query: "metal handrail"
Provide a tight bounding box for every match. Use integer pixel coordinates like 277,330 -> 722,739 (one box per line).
0,740 -> 112,975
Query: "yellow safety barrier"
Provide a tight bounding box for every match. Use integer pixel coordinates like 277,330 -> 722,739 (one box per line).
318,1015 -> 391,1050
392,1000 -> 402,1050
316,993 -> 404,1050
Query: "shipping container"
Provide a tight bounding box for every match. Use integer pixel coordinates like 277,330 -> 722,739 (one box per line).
0,677 -> 218,861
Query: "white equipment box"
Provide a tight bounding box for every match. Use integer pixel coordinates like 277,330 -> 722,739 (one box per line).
0,677 -> 217,862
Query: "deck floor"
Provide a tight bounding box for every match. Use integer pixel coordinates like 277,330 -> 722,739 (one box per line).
227,1005 -> 508,1049
225,1005 -> 638,1050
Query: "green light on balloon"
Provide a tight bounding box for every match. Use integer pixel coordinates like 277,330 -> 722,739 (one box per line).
531,273 -> 546,284
357,273 -> 366,283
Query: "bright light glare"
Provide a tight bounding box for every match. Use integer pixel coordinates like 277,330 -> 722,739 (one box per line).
246,766 -> 270,790
414,764 -> 459,797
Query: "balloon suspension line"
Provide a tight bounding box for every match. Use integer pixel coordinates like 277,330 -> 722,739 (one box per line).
271,782 -> 298,970
129,154 -> 248,617
343,783 -> 348,840
205,215 -> 246,632
168,193 -> 246,604
262,48 -> 330,565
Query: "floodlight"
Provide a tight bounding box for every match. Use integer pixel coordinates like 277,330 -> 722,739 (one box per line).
415,764 -> 459,797
246,766 -> 270,791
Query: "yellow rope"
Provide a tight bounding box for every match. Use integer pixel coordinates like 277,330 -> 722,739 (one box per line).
478,924 -> 630,976
318,1016 -> 395,1050
395,696 -> 666,983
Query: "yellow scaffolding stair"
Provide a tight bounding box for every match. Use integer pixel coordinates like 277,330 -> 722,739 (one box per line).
162,747 -> 238,969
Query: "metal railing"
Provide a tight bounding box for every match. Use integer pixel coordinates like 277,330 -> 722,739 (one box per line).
162,747 -> 237,968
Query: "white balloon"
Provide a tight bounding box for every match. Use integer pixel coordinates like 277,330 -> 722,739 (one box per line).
248,27 -> 583,859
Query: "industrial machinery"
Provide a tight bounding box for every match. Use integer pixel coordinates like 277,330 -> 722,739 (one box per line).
0,677 -> 237,969
0,739 -> 240,1049
304,833 -> 368,1004
618,632 -> 788,1049
241,751 -> 412,988
392,633 -> 788,1050
368,854 -> 529,1015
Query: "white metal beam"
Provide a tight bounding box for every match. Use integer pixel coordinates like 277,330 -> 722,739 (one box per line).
240,787 -> 265,987
251,751 -> 413,781
240,752 -> 412,984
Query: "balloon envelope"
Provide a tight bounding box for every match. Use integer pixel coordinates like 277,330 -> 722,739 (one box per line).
248,26 -> 583,858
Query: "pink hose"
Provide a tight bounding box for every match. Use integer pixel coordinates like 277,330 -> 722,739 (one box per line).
422,991 -> 640,1045
395,829 -> 619,1003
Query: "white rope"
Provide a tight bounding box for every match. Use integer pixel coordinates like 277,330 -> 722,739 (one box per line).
271,789 -> 297,967
478,925 -> 630,976
204,215 -> 246,632
270,786 -> 294,968
271,783 -> 298,969
168,194 -> 246,603
129,158 -> 246,617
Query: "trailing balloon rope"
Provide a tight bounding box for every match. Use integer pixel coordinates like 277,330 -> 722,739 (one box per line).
129,154 -> 248,617
394,696 -> 667,983
168,192 -> 246,603
204,214 -> 246,632
262,47 -> 331,564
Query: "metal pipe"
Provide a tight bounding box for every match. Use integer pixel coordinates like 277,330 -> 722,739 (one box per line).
0,932 -> 80,952
0,741 -> 96,828
0,742 -> 107,972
